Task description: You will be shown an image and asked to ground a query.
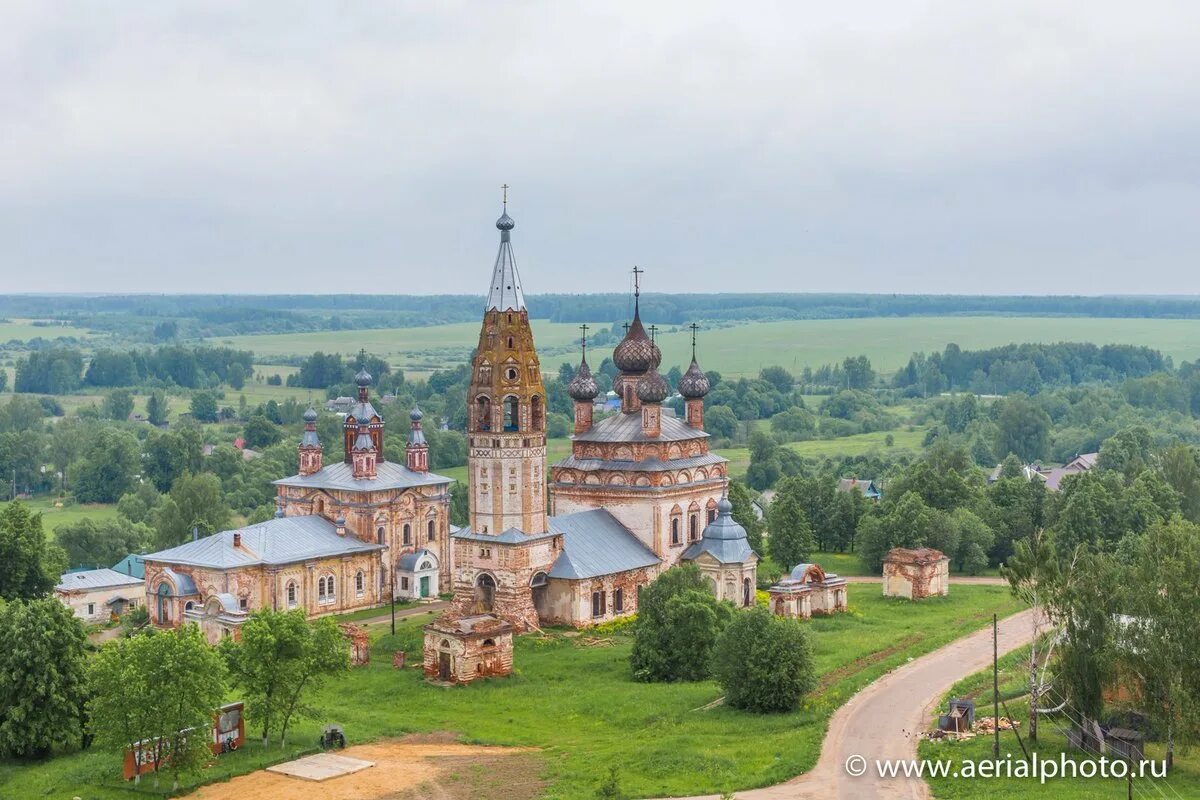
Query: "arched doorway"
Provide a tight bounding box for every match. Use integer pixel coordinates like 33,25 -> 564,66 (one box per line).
743,578 -> 752,607
475,396 -> 492,431
475,573 -> 497,612
531,571 -> 549,620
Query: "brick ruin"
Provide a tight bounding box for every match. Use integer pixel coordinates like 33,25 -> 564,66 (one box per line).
768,563 -> 849,619
423,614 -> 514,685
882,547 -> 949,599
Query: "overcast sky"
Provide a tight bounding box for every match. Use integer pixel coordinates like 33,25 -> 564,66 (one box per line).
3,2 -> 1199,296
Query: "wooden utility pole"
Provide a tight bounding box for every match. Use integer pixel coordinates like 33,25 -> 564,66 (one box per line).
993,613 -> 1000,758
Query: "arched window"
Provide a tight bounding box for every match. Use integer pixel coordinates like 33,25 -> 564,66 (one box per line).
503,396 -> 519,432
403,523 -> 412,545
318,575 -> 336,605
707,498 -> 718,524
315,498 -> 325,515
614,587 -> 624,614
428,519 -> 436,541
286,581 -> 297,608
475,573 -> 496,611
671,517 -> 681,545
689,514 -> 699,542
476,396 -> 492,432
743,578 -> 752,607
377,526 -> 386,544
506,336 -> 514,349
355,570 -> 365,597
530,395 -> 543,432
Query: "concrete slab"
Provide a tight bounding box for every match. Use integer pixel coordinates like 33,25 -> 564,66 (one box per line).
266,752 -> 375,782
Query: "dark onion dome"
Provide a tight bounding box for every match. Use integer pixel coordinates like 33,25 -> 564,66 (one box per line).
496,211 -> 515,231
636,366 -> 669,404
678,358 -> 710,399
303,406 -> 318,423
612,314 -> 661,374
410,405 -> 424,422
567,358 -> 599,401
355,366 -> 372,387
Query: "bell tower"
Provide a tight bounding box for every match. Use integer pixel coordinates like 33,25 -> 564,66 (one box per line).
467,192 -> 548,535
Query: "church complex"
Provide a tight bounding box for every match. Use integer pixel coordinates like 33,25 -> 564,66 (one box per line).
141,200 -> 758,643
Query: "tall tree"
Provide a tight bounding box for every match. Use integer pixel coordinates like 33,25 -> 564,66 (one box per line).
726,480 -> 764,553
154,472 -> 231,548
765,491 -> 815,570
0,598 -> 89,758
103,390 -> 134,421
73,428 -> 141,503
1001,529 -> 1060,741
1123,516 -> 1200,769
0,501 -> 62,601
56,517 -> 153,569
88,625 -> 226,789
146,391 -> 169,426
993,393 -> 1050,462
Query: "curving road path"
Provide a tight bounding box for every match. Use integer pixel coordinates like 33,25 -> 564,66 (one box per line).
653,608 -> 1035,800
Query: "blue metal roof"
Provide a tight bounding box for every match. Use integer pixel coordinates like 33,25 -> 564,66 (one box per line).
111,554 -> 145,579
397,548 -> 439,572
681,498 -> 757,565
144,515 -> 381,571
548,509 -> 660,579
55,568 -> 143,592
274,460 -> 451,492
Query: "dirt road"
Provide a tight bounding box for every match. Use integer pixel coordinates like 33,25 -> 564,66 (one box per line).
655,608 -> 1035,800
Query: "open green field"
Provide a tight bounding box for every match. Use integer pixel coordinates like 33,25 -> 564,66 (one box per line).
211,316 -> 1200,379
719,427 -> 927,478
4,497 -> 120,537
0,586 -> 1022,800
921,644 -> 1200,799
0,319 -> 96,343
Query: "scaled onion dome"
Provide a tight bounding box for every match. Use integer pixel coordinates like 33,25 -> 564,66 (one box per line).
355,365 -> 372,387
410,405 -> 424,422
567,358 -> 599,401
302,406 -> 318,423
636,366 -> 669,404
678,358 -> 711,399
612,313 -> 661,374
496,210 -> 515,231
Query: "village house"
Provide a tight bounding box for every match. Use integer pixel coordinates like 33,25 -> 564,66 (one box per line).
55,568 -> 145,622
836,477 -> 881,501
882,547 -> 949,599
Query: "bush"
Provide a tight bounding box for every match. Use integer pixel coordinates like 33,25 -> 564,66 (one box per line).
712,606 -> 816,713
629,564 -> 733,682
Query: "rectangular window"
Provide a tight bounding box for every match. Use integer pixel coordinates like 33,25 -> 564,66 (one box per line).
591,590 -> 606,618
86,603 -> 95,616
401,577 -> 410,590
614,588 -> 624,614
239,597 -> 248,610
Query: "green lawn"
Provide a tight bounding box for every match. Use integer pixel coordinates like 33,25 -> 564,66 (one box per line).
5,497 -> 120,539
921,645 -> 1200,799
213,316 -> 1200,379
809,551 -> 871,576
719,427 -> 927,478
0,320 -> 95,342
0,586 -> 1023,799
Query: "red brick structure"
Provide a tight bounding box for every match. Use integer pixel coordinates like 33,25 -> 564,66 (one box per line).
423,614 -> 514,684
882,547 -> 949,599
340,623 -> 370,666
768,562 -> 849,618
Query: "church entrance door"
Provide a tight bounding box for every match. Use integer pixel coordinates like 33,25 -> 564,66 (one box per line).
438,651 -> 450,681
420,576 -> 430,598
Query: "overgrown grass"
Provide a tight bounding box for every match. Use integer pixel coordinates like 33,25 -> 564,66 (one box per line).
0,586 -> 1022,799
921,644 -> 1200,799
3,496 -> 121,539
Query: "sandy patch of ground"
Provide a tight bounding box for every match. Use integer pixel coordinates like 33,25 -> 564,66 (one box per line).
190,733 -> 544,800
